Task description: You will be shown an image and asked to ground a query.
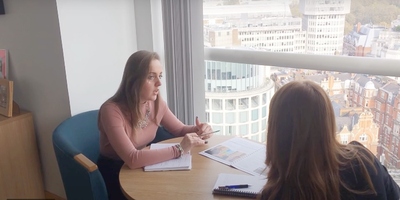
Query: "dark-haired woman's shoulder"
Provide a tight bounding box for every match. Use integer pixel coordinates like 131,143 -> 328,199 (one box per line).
340,141 -> 400,200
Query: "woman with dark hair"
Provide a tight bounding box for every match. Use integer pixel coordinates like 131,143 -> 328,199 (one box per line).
97,50 -> 213,199
261,80 -> 400,200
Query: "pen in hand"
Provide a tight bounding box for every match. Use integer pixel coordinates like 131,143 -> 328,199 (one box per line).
218,184 -> 250,190
200,130 -> 220,136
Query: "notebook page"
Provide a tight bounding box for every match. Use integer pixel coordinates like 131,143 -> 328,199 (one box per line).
144,143 -> 192,171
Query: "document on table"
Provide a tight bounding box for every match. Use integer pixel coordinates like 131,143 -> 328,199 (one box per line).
144,143 -> 192,171
199,137 -> 268,177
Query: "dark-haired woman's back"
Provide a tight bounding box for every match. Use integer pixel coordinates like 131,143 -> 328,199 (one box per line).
339,144 -> 400,200
261,80 -> 400,200
260,143 -> 400,200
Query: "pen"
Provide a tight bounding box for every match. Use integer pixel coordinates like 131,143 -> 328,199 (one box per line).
200,130 -> 220,136
218,184 -> 250,189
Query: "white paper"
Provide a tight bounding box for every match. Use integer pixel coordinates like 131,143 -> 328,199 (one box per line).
199,137 -> 268,177
144,143 -> 192,171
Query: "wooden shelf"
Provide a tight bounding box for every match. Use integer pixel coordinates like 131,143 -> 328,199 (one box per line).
0,111 -> 45,199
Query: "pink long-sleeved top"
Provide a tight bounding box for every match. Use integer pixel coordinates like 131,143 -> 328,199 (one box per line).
98,98 -> 197,169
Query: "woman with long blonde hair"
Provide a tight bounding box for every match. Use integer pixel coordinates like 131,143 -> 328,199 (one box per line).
261,80 -> 399,200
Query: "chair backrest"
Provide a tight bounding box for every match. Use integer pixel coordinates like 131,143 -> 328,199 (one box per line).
53,110 -> 108,200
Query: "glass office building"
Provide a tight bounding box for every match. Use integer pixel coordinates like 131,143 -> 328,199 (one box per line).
204,60 -> 275,143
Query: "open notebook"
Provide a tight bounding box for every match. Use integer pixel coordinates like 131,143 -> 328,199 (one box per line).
212,173 -> 267,198
144,143 -> 192,171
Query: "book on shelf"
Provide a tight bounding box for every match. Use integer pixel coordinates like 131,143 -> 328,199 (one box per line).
144,143 -> 192,171
0,49 -> 8,79
199,137 -> 268,177
212,173 -> 267,198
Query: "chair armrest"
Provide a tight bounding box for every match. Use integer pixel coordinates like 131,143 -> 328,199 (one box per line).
74,153 -> 98,172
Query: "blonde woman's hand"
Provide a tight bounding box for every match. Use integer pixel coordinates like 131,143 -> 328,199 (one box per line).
180,133 -> 206,153
195,116 -> 213,140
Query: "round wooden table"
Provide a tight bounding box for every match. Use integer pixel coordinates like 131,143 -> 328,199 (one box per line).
119,135 -> 253,200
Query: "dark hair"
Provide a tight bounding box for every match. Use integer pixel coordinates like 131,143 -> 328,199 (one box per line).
109,50 -> 160,129
261,80 -> 376,200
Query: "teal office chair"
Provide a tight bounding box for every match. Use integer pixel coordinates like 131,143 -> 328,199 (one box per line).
53,109 -> 176,200
53,110 -> 108,200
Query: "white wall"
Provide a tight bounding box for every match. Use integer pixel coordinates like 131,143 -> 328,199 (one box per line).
56,0 -> 137,116
57,0 -> 168,116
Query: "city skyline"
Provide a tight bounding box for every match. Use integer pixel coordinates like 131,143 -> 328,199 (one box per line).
203,0 -> 400,168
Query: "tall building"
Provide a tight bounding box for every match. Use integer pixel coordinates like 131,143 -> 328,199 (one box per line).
299,0 -> 351,55
375,82 -> 400,168
204,17 -> 306,53
205,61 -> 274,142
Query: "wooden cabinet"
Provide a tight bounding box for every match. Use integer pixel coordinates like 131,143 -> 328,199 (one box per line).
0,111 -> 45,199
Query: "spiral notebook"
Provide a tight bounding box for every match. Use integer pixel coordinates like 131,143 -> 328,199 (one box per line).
212,173 -> 267,198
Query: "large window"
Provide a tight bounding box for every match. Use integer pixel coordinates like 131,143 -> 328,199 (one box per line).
202,0 -> 400,170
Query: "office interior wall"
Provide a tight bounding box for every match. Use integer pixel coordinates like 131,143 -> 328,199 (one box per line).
0,0 -> 140,198
0,0 -> 71,198
56,0 -> 137,116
